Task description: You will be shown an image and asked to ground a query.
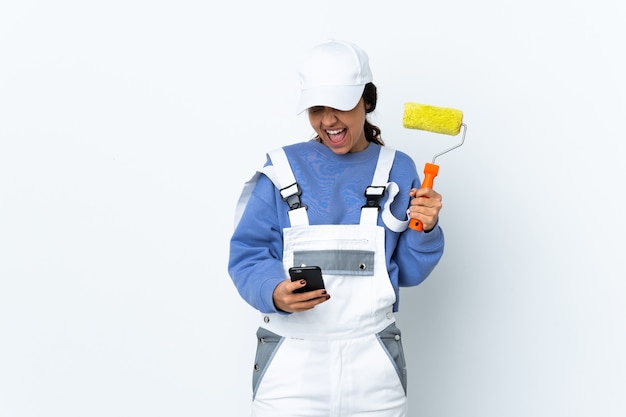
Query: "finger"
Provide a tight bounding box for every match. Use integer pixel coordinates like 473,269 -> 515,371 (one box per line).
408,203 -> 441,224
427,190 -> 442,201
290,279 -> 308,293
413,187 -> 441,200
291,292 -> 331,312
410,200 -> 441,213
298,289 -> 329,301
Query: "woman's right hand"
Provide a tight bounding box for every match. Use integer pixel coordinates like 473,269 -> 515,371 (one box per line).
272,279 -> 330,313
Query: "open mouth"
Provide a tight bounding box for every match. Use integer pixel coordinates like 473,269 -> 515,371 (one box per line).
325,128 -> 346,143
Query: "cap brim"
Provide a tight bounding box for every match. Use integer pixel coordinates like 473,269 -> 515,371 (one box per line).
296,84 -> 365,115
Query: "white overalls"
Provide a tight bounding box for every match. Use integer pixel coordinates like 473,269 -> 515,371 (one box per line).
238,146 -> 410,417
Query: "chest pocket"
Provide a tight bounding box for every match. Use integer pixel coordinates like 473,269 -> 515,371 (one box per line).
293,249 -> 375,276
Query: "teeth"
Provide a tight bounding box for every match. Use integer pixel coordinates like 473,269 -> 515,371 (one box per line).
326,129 -> 344,135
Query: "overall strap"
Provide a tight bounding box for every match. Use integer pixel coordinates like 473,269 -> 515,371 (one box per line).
359,147 -> 409,232
265,147 -> 309,227
233,148 -> 310,229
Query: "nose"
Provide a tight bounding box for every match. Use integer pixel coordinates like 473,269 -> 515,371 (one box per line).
321,107 -> 338,125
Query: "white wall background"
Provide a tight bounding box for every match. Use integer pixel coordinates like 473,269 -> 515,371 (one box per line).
1,1 -> 624,416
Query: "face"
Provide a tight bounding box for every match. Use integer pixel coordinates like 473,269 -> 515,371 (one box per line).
307,98 -> 368,154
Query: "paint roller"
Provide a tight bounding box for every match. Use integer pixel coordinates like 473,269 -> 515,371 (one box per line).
402,102 -> 467,231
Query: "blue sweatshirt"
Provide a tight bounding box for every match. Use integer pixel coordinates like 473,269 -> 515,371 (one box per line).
228,139 -> 444,314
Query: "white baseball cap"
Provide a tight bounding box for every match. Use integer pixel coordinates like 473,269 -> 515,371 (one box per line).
296,39 -> 373,115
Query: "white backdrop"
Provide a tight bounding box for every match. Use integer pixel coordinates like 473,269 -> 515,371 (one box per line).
1,1 -> 625,416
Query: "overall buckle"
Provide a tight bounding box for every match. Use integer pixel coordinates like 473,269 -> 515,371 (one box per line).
362,186 -> 386,210
280,182 -> 305,210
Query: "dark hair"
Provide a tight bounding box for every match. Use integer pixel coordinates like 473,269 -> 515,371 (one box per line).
363,82 -> 384,146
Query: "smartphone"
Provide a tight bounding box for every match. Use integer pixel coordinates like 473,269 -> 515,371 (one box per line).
289,266 -> 325,293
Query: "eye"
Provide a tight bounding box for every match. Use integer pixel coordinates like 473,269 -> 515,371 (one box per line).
309,106 -> 323,114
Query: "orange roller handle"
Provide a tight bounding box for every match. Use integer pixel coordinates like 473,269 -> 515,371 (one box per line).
409,162 -> 440,231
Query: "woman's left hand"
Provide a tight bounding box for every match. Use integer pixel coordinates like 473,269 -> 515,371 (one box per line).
408,187 -> 443,232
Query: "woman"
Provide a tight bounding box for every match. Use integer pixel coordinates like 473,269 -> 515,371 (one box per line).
228,39 -> 444,417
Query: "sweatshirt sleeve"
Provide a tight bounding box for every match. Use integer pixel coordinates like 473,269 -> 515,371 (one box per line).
228,173 -> 287,314
394,224 -> 444,287
386,150 -> 445,288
